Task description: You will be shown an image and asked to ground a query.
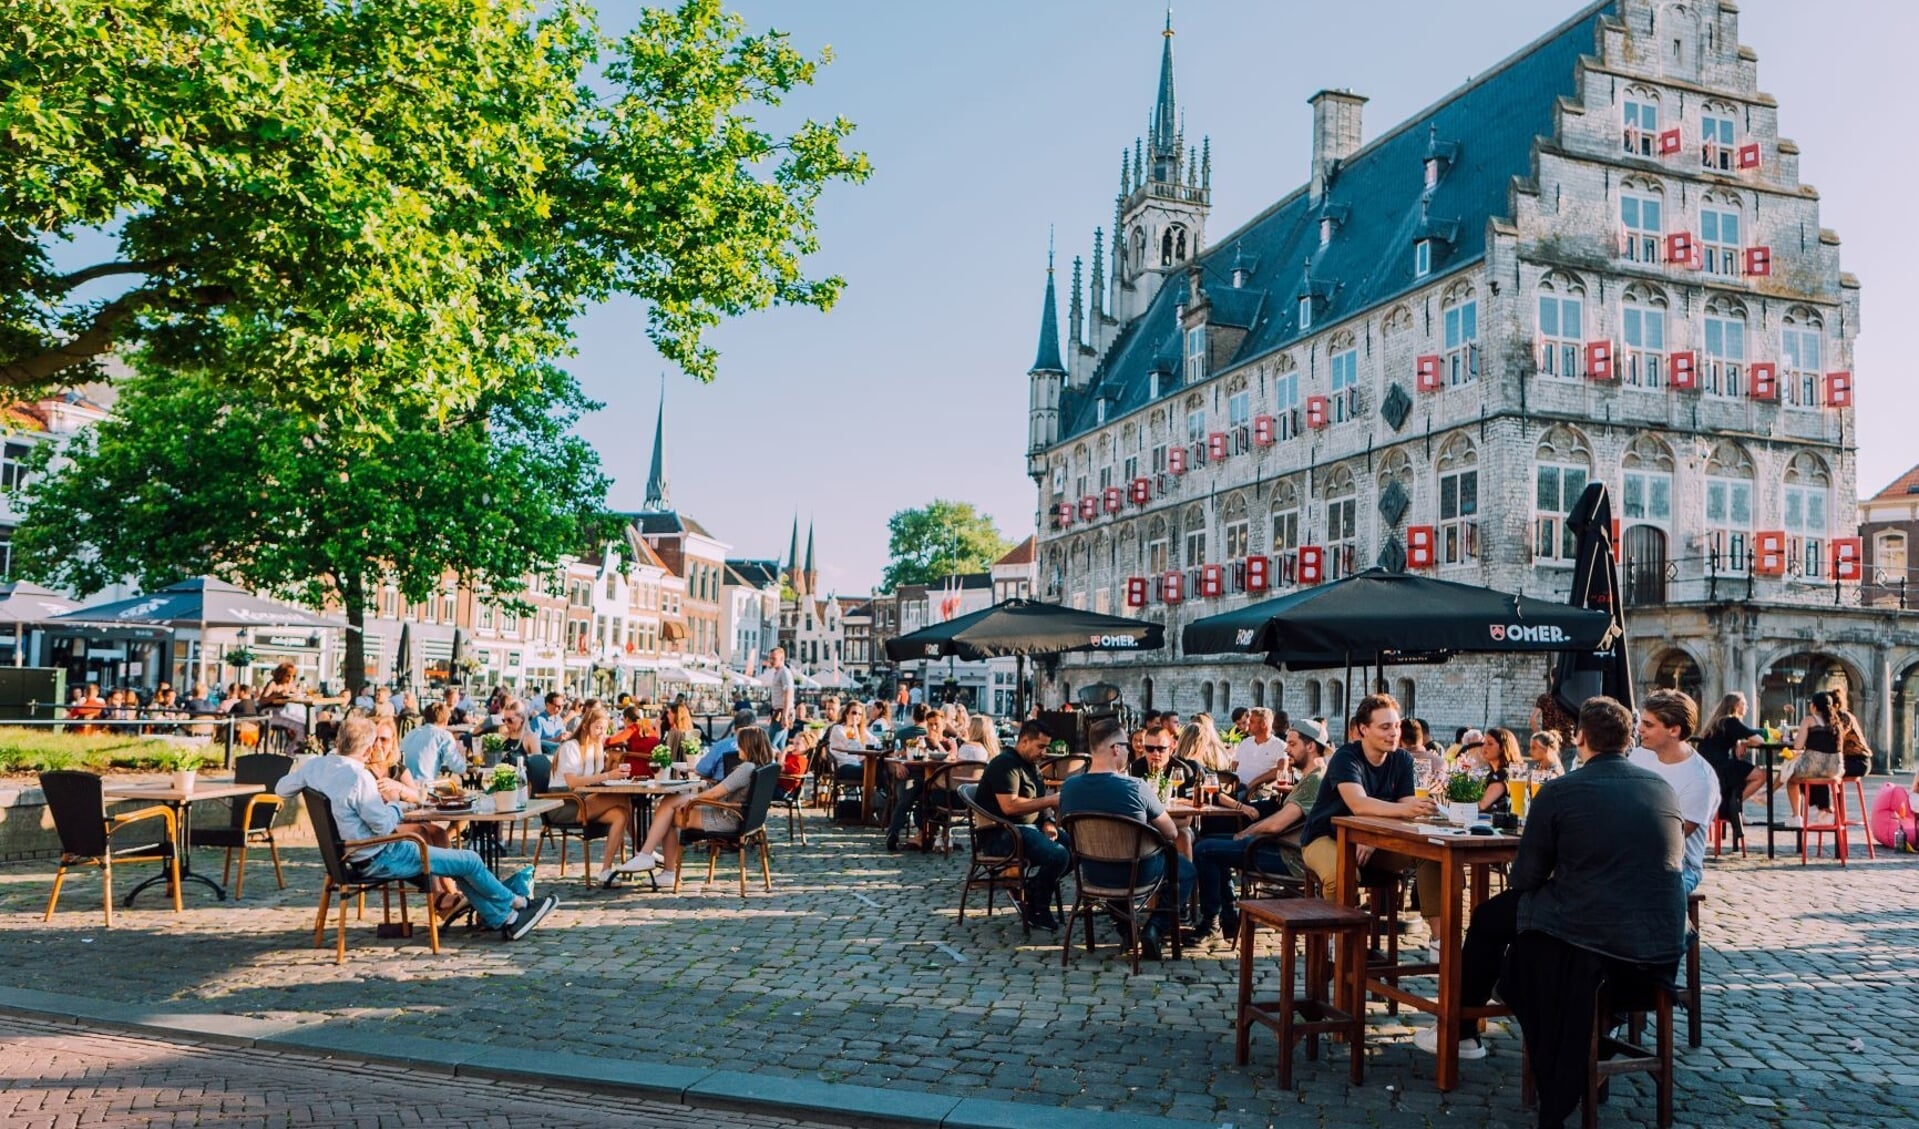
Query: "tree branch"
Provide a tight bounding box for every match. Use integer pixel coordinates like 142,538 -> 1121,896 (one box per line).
56,261 -> 167,293
0,293 -> 146,389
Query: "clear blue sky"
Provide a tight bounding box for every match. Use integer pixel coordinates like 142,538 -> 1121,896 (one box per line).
571,0 -> 1915,595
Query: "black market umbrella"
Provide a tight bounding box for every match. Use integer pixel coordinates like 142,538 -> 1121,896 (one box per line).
1183,569 -> 1616,675
884,598 -> 1166,717
55,576 -> 346,688
1554,482 -> 1636,713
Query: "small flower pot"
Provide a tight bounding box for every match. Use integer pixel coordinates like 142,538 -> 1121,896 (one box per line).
1447,801 -> 1480,826
172,770 -> 197,794
489,790 -> 524,812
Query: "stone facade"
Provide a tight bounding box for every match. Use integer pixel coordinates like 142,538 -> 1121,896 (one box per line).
1026,1 -> 1918,756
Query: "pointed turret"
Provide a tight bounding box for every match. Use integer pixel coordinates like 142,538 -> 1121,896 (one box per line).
1031,249 -> 1065,375
786,514 -> 801,592
803,521 -> 817,596
643,377 -> 670,511
1150,9 -> 1179,178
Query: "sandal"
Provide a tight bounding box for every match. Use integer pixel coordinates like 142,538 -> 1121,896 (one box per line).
435,893 -> 471,924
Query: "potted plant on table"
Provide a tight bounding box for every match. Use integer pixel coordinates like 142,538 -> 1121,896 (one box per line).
158,749 -> 207,794
1443,770 -> 1487,826
486,763 -> 524,811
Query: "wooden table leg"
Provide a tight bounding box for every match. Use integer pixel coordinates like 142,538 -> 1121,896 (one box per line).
1434,856 -> 1466,1092
1331,825 -> 1358,1019
1235,914 -> 1254,1065
861,757 -> 879,826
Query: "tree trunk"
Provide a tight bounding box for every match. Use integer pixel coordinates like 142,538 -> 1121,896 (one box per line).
341,572 -> 368,697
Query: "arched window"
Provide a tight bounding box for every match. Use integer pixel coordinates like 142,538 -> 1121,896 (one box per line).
1382,305 -> 1414,338
1621,434 -> 1675,526
1329,329 -> 1360,420
1781,307 -> 1825,408
1436,434 -> 1478,564
1270,479 -> 1301,561
1131,227 -> 1146,272
1269,680 -> 1284,715
1221,493 -> 1250,560
1183,503 -> 1208,567
1622,84 -> 1661,156
1537,271 -> 1586,378
1534,426 -> 1593,564
1621,283 -> 1668,388
1700,99 -> 1739,172
1147,515 -> 1170,574
1442,283 -> 1479,386
1703,295 -> 1748,398
1162,224 -> 1188,266
1200,680 -> 1215,714
1251,681 -> 1265,708
1619,174 -> 1664,263
1698,190 -> 1743,276
1704,442 -> 1756,574
1325,466 -> 1359,579
1783,453 -> 1832,578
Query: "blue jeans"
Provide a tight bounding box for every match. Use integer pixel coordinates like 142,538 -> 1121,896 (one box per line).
361,840 -> 527,930
1082,851 -> 1195,934
1193,835 -> 1289,921
986,824 -> 1069,907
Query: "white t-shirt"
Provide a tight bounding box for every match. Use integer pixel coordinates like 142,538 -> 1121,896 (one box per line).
1232,736 -> 1290,783
553,739 -> 604,786
827,723 -> 867,768
955,741 -> 992,764
1629,745 -> 1717,890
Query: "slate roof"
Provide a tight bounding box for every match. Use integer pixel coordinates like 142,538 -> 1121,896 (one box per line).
1059,1 -> 1612,441
726,559 -> 782,588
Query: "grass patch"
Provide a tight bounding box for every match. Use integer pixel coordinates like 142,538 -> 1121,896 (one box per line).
0,728 -> 196,776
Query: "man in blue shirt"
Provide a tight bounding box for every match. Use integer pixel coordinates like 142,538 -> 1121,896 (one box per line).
695,708 -> 757,780
1059,716 -> 1195,960
276,716 -> 557,939
526,692 -> 569,753
401,702 -> 466,782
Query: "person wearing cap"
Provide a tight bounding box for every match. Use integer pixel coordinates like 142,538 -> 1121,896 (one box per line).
1189,717 -> 1333,942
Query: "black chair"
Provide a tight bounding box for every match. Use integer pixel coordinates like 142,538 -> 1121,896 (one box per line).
957,784 -> 1051,936
299,788 -> 439,965
771,763 -> 812,846
39,771 -> 180,926
1059,811 -> 1182,975
923,761 -> 986,856
1522,968 -> 1675,1129
525,752 -> 613,881
677,763 -> 780,896
187,753 -> 292,900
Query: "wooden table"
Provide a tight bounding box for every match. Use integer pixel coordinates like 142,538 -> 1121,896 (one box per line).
404,796 -> 562,871
882,756 -> 955,850
576,778 -> 702,846
847,748 -> 895,827
1331,815 -> 1521,1092
102,780 -> 262,905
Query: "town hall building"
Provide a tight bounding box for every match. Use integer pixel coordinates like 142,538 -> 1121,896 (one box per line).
1026,1 -> 1918,761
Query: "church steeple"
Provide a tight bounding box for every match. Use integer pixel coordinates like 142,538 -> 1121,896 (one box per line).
1112,9 -> 1211,325
1150,8 -> 1179,180
786,514 -> 801,593
643,376 -> 670,511
1031,246 -> 1065,375
803,520 -> 817,596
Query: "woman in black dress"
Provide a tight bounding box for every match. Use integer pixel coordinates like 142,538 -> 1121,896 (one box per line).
1697,692 -> 1766,819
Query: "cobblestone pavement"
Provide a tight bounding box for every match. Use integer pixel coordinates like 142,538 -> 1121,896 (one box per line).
0,795 -> 1914,1127
0,1012 -> 852,1128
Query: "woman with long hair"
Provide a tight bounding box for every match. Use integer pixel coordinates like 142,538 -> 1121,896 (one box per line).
1178,717 -> 1232,772
1473,727 -> 1524,813
1697,692 -> 1767,816
552,704 -> 635,887
957,715 -> 999,763
1783,690 -> 1848,825
621,726 -> 777,888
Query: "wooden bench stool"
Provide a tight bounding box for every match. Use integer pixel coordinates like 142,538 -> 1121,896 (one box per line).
1523,974 -> 1674,1129
1235,896 -> 1369,1089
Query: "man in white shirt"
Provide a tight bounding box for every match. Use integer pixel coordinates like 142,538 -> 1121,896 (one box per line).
1631,688 -> 1718,894
761,647 -> 796,727
276,716 -> 557,939
1230,707 -> 1290,796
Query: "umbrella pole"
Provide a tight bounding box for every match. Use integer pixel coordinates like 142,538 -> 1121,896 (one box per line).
1016,653 -> 1026,719
1343,653 -> 1353,723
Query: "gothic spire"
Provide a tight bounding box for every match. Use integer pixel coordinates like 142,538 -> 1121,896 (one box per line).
643,375 -> 670,511
803,520 -> 817,595
1030,245 -> 1065,374
1151,8 -> 1179,165
786,514 -> 800,586
1068,255 -> 1084,349
1089,228 -> 1105,318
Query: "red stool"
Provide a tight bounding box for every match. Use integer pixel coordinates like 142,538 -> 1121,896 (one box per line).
1709,809 -> 1747,858
1843,775 -> 1877,860
1793,778 -> 1850,865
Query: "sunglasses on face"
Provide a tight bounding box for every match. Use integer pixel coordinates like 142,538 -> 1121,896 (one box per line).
1141,743 -> 1172,752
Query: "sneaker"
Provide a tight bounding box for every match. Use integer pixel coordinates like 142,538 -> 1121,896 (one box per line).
1782,813 -> 1804,829
501,893 -> 559,941
1412,1026 -> 1487,1060
613,852 -> 658,874
653,869 -> 676,889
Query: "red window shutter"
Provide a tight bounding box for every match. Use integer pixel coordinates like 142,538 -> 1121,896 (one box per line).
1665,231 -> 1694,265
1168,445 -> 1187,475
1297,545 -> 1324,586
1406,526 -> 1436,570
1744,246 -> 1772,276
1738,142 -> 1762,169
1103,486 -> 1123,514
1754,531 -> 1787,576
1824,370 -> 1853,408
1245,554 -> 1269,592
1130,476 -> 1151,505
1658,127 -> 1682,156
1125,576 -> 1148,608
1054,502 -> 1073,528
1585,340 -> 1615,381
1749,362 -> 1778,401
1669,350 -> 1697,390
1252,414 -> 1276,446
1078,495 -> 1097,520
1200,563 -> 1224,598
1208,431 -> 1229,460
1415,354 -> 1442,393
1306,395 -> 1330,429
1161,571 -> 1184,604
1611,518 -> 1623,563
1832,538 -> 1863,581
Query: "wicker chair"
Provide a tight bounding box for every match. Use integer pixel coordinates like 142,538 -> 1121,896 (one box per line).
186,753 -> 292,900
1039,754 -> 1092,787
39,771 -> 180,926
526,753 -> 615,882
1059,811 -> 1182,974
299,788 -> 439,965
957,784 -> 1045,935
923,761 -> 986,856
676,763 -> 780,896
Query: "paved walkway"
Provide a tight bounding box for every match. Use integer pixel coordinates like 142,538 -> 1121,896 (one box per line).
0,792 -> 1914,1126
0,1012 -> 846,1128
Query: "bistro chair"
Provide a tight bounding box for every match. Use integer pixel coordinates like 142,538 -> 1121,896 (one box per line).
1059,811 -> 1182,975
771,764 -> 812,846
187,753 -> 292,900
39,770 -> 180,927
1039,754 -> 1091,788
299,788 -> 440,965
525,753 -> 615,881
923,761 -> 986,856
676,763 -> 780,896
957,784 -> 1048,935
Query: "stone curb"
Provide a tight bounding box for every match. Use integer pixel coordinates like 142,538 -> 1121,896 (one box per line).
0,987 -> 1218,1129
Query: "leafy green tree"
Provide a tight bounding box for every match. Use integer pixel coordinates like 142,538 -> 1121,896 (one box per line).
14,364 -> 610,692
1,0 -> 869,413
881,501 -> 1012,592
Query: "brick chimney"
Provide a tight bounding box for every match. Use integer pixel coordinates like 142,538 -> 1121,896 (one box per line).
1309,89 -> 1367,203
